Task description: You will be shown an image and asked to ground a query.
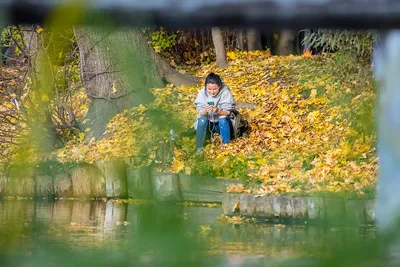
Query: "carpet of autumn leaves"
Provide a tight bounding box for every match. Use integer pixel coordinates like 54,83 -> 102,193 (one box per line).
0,66 -> 27,160
56,50 -> 377,197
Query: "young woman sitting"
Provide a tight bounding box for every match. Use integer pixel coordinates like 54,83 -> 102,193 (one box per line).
194,73 -> 235,154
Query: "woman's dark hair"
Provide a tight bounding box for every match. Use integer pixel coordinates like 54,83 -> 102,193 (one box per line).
205,72 -> 222,88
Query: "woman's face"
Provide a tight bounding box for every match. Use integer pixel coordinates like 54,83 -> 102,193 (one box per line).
206,83 -> 220,97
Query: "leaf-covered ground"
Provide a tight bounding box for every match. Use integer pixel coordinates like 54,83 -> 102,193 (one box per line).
57,51 -> 377,197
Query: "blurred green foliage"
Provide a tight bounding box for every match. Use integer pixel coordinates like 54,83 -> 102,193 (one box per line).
151,27 -> 177,52
304,29 -> 375,60
1,26 -> 24,56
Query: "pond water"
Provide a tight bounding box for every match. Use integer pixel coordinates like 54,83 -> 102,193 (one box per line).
0,200 -> 379,267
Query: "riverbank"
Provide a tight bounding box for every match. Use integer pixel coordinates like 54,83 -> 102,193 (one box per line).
0,160 -> 376,224
53,51 -> 377,197
0,160 -> 238,202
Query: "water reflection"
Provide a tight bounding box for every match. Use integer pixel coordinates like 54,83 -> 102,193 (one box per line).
0,200 -> 377,266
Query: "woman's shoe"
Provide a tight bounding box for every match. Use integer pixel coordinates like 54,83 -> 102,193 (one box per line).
195,147 -> 204,155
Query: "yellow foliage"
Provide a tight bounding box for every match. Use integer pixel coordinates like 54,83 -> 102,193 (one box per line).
226,216 -> 245,225
226,184 -> 245,193
5,102 -> 13,109
226,51 -> 237,60
200,225 -> 211,233
166,51 -> 377,196
36,27 -> 44,34
303,50 -> 313,58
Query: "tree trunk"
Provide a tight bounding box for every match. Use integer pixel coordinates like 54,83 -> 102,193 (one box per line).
154,51 -> 198,87
237,29 -> 246,50
277,30 -> 295,56
0,44 -> 3,66
302,29 -> 312,52
75,27 -> 197,139
265,33 -> 274,54
247,28 -> 263,50
211,27 -> 227,67
22,25 -> 63,152
22,26 -> 40,63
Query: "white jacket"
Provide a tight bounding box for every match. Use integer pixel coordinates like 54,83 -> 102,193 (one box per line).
193,83 -> 235,129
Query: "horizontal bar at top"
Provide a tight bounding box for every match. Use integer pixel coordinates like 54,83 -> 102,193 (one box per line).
2,0 -> 400,29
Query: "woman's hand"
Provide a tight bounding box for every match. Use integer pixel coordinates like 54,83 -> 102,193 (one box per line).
206,104 -> 218,113
200,105 -> 212,116
201,105 -> 221,116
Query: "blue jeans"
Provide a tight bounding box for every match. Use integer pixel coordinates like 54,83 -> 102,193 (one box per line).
196,116 -> 231,149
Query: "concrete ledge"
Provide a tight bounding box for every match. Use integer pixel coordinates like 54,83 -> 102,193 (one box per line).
126,166 -> 152,199
307,197 -> 324,220
222,193 -> 376,224
152,172 -> 182,202
70,164 -> 106,198
97,160 -> 127,198
35,175 -> 54,198
222,193 -> 240,215
179,174 -> 240,203
8,166 -> 35,197
365,199 -> 376,223
0,161 -> 241,203
0,161 -> 377,225
0,174 -> 8,197
53,172 -> 73,198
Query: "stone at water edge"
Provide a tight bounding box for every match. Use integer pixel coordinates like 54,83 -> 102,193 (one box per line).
254,195 -> 275,217
307,197 -> 324,220
364,199 -> 376,223
35,175 -> 54,198
96,160 -> 127,198
53,172 -> 73,198
291,197 -> 308,219
239,194 -> 257,216
126,166 -> 152,199
70,165 -> 93,197
91,166 -> 107,198
239,194 -> 275,217
152,172 -> 182,202
273,196 -> 294,218
325,198 -> 345,223
179,174 -> 240,203
345,200 -> 366,224
70,164 -> 106,198
7,166 -> 35,197
0,175 -> 7,197
222,193 -> 240,215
